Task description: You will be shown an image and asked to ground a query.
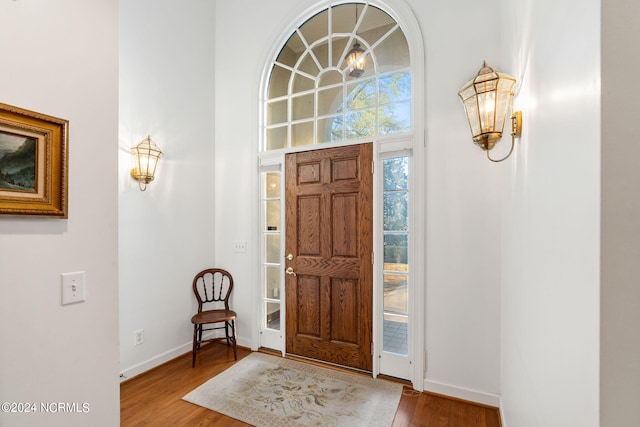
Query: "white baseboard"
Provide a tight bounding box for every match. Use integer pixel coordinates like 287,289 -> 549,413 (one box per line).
499,396 -> 507,427
119,334 -> 252,383
423,379 -> 501,408
120,342 -> 192,383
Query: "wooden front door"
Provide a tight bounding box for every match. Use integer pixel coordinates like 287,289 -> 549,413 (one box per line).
285,143 -> 373,371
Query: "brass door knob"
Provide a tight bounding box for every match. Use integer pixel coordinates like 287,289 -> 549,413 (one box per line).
286,267 -> 297,276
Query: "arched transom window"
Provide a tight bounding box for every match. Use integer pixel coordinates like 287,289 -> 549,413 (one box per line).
264,2 -> 411,150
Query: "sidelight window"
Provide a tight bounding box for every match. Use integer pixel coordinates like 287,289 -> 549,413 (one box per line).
382,156 -> 409,355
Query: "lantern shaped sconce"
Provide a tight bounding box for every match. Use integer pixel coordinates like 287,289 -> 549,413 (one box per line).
345,3 -> 365,78
346,41 -> 365,78
458,61 -> 523,162
131,135 -> 163,191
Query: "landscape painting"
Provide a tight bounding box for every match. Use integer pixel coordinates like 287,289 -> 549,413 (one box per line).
0,131 -> 37,192
0,102 -> 68,217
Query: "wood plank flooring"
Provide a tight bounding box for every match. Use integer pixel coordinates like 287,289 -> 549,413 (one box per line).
120,343 -> 501,427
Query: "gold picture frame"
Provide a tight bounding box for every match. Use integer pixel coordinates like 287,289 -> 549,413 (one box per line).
0,103 -> 68,217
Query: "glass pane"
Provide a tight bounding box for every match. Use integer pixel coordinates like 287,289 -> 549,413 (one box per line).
383,271 -> 408,355
267,99 -> 287,125
277,32 -> 304,68
268,65 -> 291,99
384,272 -> 407,314
317,115 -> 344,143
374,27 -> 410,73
265,301 -> 281,330
359,5 -> 397,47
299,9 -> 328,47
346,78 -> 376,110
378,102 -> 411,135
265,172 -> 280,198
345,109 -> 376,139
318,86 -> 342,116
317,116 -> 343,143
265,266 -> 280,300
383,192 -> 408,231
298,53 -> 320,77
312,43 -> 329,70
292,72 -> 315,94
318,70 -> 343,88
331,3 -> 356,33
383,157 -> 408,191
379,72 -> 411,104
265,234 -> 280,263
383,316 -> 407,355
384,234 -> 408,264
266,200 -> 280,231
267,126 -> 287,150
292,94 -> 314,121
330,37 -> 349,69
291,121 -> 314,147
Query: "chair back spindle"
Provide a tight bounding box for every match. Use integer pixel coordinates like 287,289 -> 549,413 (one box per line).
193,269 -> 233,312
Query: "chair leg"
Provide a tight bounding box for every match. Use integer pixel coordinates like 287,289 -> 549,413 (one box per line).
231,320 -> 237,360
192,324 -> 198,368
197,324 -> 203,350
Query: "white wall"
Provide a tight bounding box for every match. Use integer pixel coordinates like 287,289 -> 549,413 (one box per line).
500,0 -> 601,425
214,0 -> 504,400
601,0 -> 640,425
416,0 -> 503,401
118,0 -> 217,377
0,1 -> 119,426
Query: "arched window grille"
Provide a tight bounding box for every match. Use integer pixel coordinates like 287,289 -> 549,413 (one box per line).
264,2 -> 411,150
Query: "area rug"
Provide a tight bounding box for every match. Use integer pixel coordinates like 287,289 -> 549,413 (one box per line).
182,352 -> 403,427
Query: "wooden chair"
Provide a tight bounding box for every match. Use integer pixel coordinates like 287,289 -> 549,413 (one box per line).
191,268 -> 237,367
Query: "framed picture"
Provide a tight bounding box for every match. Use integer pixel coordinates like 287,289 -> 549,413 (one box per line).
0,103 -> 68,217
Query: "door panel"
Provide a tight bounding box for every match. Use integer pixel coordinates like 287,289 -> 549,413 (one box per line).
285,143 -> 373,371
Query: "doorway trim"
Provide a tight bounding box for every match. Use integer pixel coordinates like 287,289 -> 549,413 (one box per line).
256,0 -> 425,390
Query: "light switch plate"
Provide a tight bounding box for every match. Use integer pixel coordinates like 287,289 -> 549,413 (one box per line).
61,271 -> 86,305
233,241 -> 247,253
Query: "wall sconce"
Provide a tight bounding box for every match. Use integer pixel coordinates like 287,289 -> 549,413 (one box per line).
458,61 -> 522,162
131,135 -> 163,191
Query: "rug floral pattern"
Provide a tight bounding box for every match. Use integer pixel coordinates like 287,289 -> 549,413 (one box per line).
183,352 -> 403,427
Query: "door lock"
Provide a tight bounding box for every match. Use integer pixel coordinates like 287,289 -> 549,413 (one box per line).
286,253 -> 294,261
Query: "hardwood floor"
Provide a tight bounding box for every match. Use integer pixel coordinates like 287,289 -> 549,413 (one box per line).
120,343 -> 501,427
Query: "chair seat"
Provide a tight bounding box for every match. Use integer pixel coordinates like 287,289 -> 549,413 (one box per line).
191,309 -> 236,325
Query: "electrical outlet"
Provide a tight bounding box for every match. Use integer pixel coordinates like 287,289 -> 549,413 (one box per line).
233,241 -> 247,253
134,329 -> 144,346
